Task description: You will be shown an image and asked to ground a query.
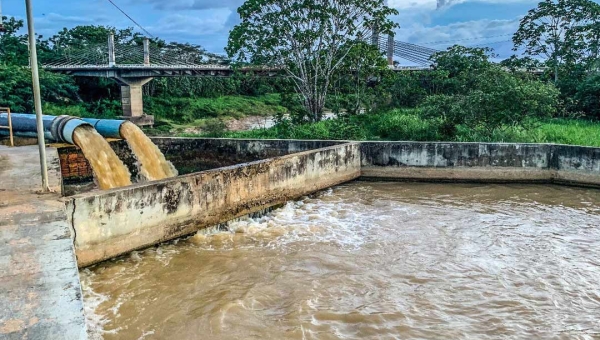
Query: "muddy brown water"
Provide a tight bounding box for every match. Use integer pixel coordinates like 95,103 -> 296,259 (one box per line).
73,126 -> 132,190
80,182 -> 600,339
120,122 -> 178,181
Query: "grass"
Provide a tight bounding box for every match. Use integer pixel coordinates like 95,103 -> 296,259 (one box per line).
182,108 -> 600,147
530,119 -> 600,146
146,94 -> 287,121
143,94 -> 288,135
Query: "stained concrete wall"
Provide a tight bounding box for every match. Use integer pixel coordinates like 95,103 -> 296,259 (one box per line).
150,138 -> 342,174
361,142 -> 600,187
66,143 -> 360,267
554,145 -> 600,187
57,138 -> 342,191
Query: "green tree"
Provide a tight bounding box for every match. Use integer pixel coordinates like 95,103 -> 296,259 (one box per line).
227,0 -> 398,121
574,73 -> 600,118
500,55 -> 544,74
0,17 -> 29,66
513,0 -> 600,82
329,41 -> 392,115
47,25 -> 141,49
421,46 -> 560,138
0,66 -> 80,112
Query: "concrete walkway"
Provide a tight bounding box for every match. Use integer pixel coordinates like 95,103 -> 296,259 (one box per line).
0,146 -> 86,339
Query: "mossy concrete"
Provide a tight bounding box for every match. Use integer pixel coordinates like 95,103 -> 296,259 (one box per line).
361,142 -> 600,187
66,142 -> 361,267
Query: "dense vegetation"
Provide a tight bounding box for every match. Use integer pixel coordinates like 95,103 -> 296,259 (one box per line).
1,0 -> 600,146
209,109 -> 600,147
0,18 -> 289,124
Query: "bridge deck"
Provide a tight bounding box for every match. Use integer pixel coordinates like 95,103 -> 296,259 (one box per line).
43,64 -> 432,77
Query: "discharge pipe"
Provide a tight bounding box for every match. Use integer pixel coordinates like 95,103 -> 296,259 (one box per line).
81,118 -> 127,139
0,113 -> 92,144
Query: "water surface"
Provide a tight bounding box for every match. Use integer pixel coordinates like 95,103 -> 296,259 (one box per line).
81,182 -> 600,339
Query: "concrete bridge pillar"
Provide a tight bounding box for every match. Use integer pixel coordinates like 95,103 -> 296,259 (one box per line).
116,77 -> 154,126
387,34 -> 395,67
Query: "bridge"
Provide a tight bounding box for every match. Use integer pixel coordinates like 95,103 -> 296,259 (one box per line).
42,33 -> 435,125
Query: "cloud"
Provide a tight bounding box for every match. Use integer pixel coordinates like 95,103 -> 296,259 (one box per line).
131,0 -> 244,10
9,0 -> 541,56
150,11 -> 231,35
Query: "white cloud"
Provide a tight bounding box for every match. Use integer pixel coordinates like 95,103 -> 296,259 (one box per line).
131,0 -> 244,10
150,11 -> 231,36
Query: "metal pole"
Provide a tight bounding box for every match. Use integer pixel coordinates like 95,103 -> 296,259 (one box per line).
0,0 -> 5,32
25,0 -> 49,192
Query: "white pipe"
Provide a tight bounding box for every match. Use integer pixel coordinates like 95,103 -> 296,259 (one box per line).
25,0 -> 50,192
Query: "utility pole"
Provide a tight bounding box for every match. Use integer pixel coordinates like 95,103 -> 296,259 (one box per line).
0,0 -> 6,32
25,0 -> 49,192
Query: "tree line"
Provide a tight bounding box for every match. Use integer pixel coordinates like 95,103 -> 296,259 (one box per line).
0,0 -> 599,141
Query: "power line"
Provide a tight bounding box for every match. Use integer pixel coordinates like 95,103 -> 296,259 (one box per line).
104,0 -> 154,37
469,39 -> 513,47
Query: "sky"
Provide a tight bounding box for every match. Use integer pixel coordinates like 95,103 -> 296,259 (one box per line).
1,0 -> 596,64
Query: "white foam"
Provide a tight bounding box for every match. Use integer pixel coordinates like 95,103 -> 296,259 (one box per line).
190,192 -> 376,251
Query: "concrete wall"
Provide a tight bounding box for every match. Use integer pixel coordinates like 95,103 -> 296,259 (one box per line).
65,143 -> 360,267
361,142 -> 600,187
57,138 -> 342,191
554,145 -> 600,187
150,138 -> 342,174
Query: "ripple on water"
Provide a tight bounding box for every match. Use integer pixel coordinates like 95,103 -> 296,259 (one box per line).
80,182 -> 600,340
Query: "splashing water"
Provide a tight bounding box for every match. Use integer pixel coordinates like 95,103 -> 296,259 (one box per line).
119,122 -> 178,181
72,126 -> 132,190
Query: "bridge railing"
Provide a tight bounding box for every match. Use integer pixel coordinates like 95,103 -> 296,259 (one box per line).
42,34 -> 232,70
43,32 -> 441,70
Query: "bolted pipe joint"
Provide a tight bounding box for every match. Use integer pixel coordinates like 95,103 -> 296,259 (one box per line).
51,115 -> 91,144
0,113 -> 91,144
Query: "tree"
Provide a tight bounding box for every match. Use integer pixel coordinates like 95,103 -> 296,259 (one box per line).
0,17 -> 29,66
574,73 -> 600,118
0,66 -> 80,112
513,0 -> 600,82
329,41 -> 391,115
500,55 -> 543,73
421,46 -> 560,138
227,0 -> 398,121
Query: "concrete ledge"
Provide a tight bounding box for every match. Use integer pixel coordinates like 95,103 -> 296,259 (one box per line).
360,141 -> 600,187
0,145 -> 86,339
66,143 -> 361,267
361,166 -> 553,183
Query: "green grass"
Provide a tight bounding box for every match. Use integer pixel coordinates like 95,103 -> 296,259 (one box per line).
143,94 -> 288,135
183,108 -> 600,147
146,93 -> 287,122
530,119 -> 600,146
